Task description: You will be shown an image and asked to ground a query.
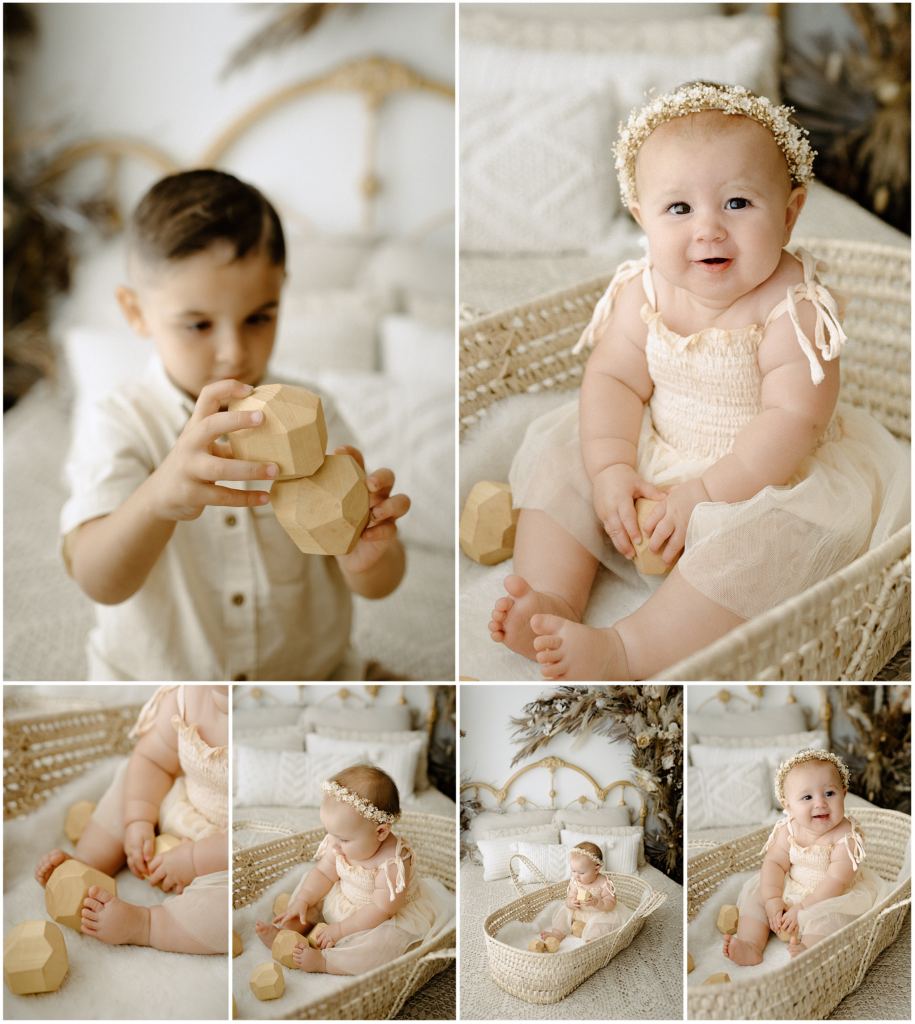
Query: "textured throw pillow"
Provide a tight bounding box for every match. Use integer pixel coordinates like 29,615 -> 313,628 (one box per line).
694,729 -> 829,751
232,727 -> 304,796
688,759 -> 772,830
314,725 -> 430,792
465,808 -> 559,847
235,747 -> 332,807
555,824 -> 646,869
303,732 -> 419,802
687,707 -> 808,749
560,829 -> 640,876
476,825 -> 561,881
510,841 -> 573,884
553,805 -> 632,829
298,704 -> 413,734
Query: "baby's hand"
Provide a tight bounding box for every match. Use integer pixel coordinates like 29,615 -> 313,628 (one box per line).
315,922 -> 341,949
332,446 -> 410,575
147,837 -> 196,893
592,465 -> 666,559
124,821 -> 156,880
780,903 -> 802,934
765,897 -> 788,933
147,379 -> 279,522
274,896 -> 310,929
642,477 -> 710,565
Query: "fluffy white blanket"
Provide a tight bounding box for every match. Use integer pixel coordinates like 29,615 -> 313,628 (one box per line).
3,758 -> 227,1020
233,864 -> 455,1019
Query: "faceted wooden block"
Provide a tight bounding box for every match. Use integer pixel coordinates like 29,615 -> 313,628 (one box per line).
460,481 -> 519,565
777,928 -> 793,942
716,904 -> 739,935
232,994 -> 237,1019
233,929 -> 243,958
528,938 -> 546,952
273,893 -> 291,918
228,384 -> 327,481
687,951 -> 695,973
271,454 -> 370,555
64,800 -> 96,844
571,920 -> 585,937
272,928 -> 302,969
544,936 -> 560,953
45,860 -> 117,932
632,498 -> 679,575
576,887 -> 589,902
702,973 -> 731,985
305,922 -> 327,949
154,833 -> 181,858
3,920 -> 68,995
250,961 -> 285,1000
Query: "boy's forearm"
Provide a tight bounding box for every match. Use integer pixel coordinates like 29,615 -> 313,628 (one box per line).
190,832 -> 229,876
339,538 -> 405,599
124,749 -> 176,828
580,372 -> 644,482
71,475 -> 176,604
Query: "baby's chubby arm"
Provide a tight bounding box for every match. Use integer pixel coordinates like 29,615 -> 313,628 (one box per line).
759,826 -> 791,932
580,279 -> 666,558
274,847 -> 339,929
800,839 -> 856,909
71,379 -> 280,605
314,859 -> 409,948
702,300 -> 840,505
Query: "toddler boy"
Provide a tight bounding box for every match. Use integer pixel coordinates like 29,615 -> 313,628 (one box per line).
61,170 -> 410,680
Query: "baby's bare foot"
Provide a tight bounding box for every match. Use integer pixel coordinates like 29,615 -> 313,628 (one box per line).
255,920 -> 279,949
35,849 -> 71,888
531,615 -> 630,680
787,937 -> 807,958
489,575 -> 578,660
722,934 -> 763,966
81,886 -> 150,946
539,928 -> 564,941
292,939 -> 326,973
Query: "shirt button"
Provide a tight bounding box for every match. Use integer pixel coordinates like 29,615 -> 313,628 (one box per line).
232,593 -> 244,606
225,514 -> 236,527
233,673 -> 247,682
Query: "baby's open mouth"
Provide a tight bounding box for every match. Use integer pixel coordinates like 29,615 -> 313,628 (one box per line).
701,258 -> 729,263
813,813 -> 829,820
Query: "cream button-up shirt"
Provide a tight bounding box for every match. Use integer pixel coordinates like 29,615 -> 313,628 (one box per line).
61,357 -> 355,681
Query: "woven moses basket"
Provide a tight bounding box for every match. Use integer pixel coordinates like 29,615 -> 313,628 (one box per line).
686,807 -> 911,1020
482,852 -> 668,1004
459,238 -> 911,681
233,814 -> 456,1020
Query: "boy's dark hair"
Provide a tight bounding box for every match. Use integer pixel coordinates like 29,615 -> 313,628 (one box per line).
329,763 -> 401,818
129,169 -> 285,270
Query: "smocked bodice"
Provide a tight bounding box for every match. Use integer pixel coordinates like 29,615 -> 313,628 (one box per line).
761,816 -> 867,895
317,834 -> 419,907
571,876 -> 615,900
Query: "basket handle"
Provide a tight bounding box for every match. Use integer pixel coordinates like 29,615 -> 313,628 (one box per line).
508,853 -> 551,896
852,894 -> 911,991
384,947 -> 455,1019
601,888 -> 669,968
232,819 -> 300,837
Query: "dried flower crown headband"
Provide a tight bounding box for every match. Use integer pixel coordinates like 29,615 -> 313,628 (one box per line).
774,749 -> 851,803
320,779 -> 400,826
614,82 -> 816,209
570,846 -> 603,869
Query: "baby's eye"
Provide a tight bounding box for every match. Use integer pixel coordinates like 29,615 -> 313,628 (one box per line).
247,313 -> 274,325
186,321 -> 211,333
668,202 -> 691,215
726,197 -> 750,210
802,795 -> 811,800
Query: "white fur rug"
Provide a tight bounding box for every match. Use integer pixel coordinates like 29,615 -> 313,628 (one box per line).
3,758 -> 227,1020
492,899 -> 587,954
233,865 -> 455,1019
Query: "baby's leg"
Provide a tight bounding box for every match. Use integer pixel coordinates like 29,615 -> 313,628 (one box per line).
255,905 -> 318,949
722,918 -> 768,967
35,820 -> 125,887
539,928 -> 566,941
787,933 -> 824,958
489,510 -> 599,661
531,565 -> 744,680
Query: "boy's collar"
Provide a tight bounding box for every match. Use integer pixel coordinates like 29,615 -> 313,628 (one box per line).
146,353 -> 197,424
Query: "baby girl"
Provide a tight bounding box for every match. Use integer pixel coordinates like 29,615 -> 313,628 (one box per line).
540,843 -> 631,945
489,81 -> 908,680
35,685 -> 228,953
254,763 -> 447,975
724,749 -> 888,965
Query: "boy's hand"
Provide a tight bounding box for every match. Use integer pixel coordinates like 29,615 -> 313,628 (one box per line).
592,464 -> 666,559
333,446 -> 411,576
148,379 -> 279,522
124,820 -> 156,880
147,837 -> 196,893
641,477 -> 710,565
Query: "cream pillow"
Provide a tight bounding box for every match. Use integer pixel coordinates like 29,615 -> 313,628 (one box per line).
232,727 -> 304,796
694,729 -> 829,751
560,829 -> 639,876
552,805 -> 632,829
557,824 -> 646,869
304,733 -> 419,802
510,841 -> 572,884
476,825 -> 561,881
687,706 -> 808,749
465,808 -> 559,848
235,747 -> 341,807
688,759 -> 772,830
314,725 -> 429,792
298,704 -> 413,734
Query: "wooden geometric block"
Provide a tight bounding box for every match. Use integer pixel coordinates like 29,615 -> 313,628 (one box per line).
576,887 -> 589,903
154,833 -> 181,858
232,994 -> 237,1019
305,922 -> 327,949
702,973 -> 731,985
571,920 -> 585,938
45,860 -> 117,932
716,904 -> 739,935
3,920 -> 68,995
271,928 -> 301,969
544,936 -> 561,953
632,498 -> 679,575
687,951 -> 695,973
776,928 -> 793,942
528,938 -> 546,952
249,961 -> 285,1000
233,930 -> 242,958
271,454 -> 370,555
273,893 -> 291,918
228,384 -> 327,481
459,481 -> 519,565
64,801 -> 96,844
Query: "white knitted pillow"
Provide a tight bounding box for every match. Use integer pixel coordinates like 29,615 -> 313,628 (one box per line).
235,747 -> 319,807
688,759 -> 771,830
476,826 -> 561,881
560,829 -> 639,876
312,725 -> 429,791
556,823 -> 647,869
510,841 -> 572,884
304,733 -> 420,802
232,727 -> 304,795
690,741 -> 829,810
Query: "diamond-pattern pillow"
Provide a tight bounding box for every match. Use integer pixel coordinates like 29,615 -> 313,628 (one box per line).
688,759 -> 772,830
510,841 -> 574,884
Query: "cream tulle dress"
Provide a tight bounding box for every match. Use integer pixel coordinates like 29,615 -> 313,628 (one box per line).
291,834 -> 449,974
737,816 -> 888,940
551,875 -> 633,941
90,685 -> 229,953
509,248 -> 910,619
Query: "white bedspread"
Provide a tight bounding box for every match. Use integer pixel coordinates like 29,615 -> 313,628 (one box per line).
3,758 -> 226,1020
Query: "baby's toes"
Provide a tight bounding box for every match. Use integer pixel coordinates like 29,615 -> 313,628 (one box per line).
494,596 -> 514,614
83,895 -> 104,914
533,633 -> 562,652
540,658 -> 567,679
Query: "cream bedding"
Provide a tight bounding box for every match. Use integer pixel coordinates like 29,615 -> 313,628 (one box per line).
459,859 -> 683,1020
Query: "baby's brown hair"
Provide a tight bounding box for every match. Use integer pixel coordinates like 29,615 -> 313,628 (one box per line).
128,169 -> 285,273
329,763 -> 401,818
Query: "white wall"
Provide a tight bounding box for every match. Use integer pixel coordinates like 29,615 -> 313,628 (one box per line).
232,683 -> 436,727
460,685 -> 639,818
14,3 -> 455,237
